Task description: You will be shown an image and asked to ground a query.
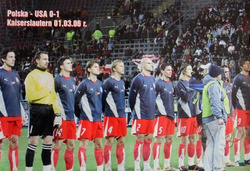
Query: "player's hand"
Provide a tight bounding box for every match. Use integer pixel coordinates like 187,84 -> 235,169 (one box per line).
22,114 -> 28,126
53,114 -> 62,128
218,119 -> 224,125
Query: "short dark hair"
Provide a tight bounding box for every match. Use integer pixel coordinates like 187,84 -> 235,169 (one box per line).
57,56 -> 70,69
86,60 -> 99,76
34,51 -> 48,61
239,57 -> 250,68
1,48 -> 15,60
160,62 -> 172,71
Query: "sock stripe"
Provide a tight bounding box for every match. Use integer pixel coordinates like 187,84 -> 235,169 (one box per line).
27,144 -> 37,151
42,144 -> 52,150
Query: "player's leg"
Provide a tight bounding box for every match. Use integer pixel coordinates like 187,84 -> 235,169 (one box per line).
134,133 -> 144,171
104,136 -> 114,171
78,138 -> 89,171
153,136 -> 164,170
42,135 -> 53,171
25,136 -> 39,171
0,139 -> 5,162
116,136 -> 125,171
187,134 -> 197,170
179,135 -> 188,170
244,126 -> 250,164
163,135 -> 174,170
51,139 -> 63,171
94,138 -> 104,171
143,133 -> 153,170
234,126 -> 245,165
65,139 -> 75,171
9,135 -> 19,171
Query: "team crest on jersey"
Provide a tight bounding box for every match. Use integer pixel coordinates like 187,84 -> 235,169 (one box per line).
15,77 -> 19,83
4,78 -> 8,81
114,85 -> 118,89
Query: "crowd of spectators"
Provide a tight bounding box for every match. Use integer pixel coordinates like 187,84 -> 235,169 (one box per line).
1,0 -> 250,86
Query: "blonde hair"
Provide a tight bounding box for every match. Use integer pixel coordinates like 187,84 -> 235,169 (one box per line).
179,63 -> 191,80
111,59 -> 123,73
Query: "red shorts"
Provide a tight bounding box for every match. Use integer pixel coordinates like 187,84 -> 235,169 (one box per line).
234,109 -> 250,127
104,116 -> 127,138
77,120 -> 103,141
197,125 -> 202,135
154,116 -> 175,137
177,117 -> 198,137
131,119 -> 156,135
0,117 -> 22,139
225,116 -> 234,135
54,120 -> 76,140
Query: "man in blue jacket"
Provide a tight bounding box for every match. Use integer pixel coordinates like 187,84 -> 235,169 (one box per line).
202,64 -> 227,171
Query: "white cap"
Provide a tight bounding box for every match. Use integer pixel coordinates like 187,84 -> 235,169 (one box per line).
200,63 -> 211,70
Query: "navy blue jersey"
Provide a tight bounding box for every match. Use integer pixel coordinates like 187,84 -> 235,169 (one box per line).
102,76 -> 126,118
155,78 -> 175,120
232,73 -> 250,110
75,78 -> 103,121
0,68 -> 25,118
55,74 -> 76,121
129,73 -> 156,120
175,79 -> 197,118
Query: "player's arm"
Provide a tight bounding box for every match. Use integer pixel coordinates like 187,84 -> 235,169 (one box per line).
231,76 -> 240,109
129,77 -> 141,111
74,82 -> 85,118
102,80 -> 110,112
176,81 -> 196,102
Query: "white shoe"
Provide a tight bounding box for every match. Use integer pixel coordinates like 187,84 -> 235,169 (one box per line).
153,167 -> 162,171
163,166 -> 178,171
144,166 -> 153,171
225,161 -> 236,167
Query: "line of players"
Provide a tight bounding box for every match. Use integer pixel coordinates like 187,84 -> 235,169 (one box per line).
0,49 -> 250,171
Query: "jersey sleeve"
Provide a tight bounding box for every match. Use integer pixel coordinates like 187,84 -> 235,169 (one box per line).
231,76 -> 240,109
129,76 -> 142,111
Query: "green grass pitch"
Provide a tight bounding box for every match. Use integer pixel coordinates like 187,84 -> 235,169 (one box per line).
0,128 -> 250,170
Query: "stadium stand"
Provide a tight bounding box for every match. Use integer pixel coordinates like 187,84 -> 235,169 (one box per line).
0,0 -> 249,84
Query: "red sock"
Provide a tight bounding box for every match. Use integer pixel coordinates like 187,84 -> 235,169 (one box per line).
153,142 -> 161,160
188,144 -> 195,158
164,142 -> 172,159
244,137 -> 250,154
234,138 -> 241,155
225,140 -> 230,156
104,145 -> 112,164
178,143 -> 186,158
78,147 -> 86,167
8,147 -> 19,171
143,140 -> 152,161
64,149 -> 74,170
134,140 -> 143,161
196,140 -> 203,159
116,145 -> 125,165
94,148 -> 104,166
51,148 -> 60,169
